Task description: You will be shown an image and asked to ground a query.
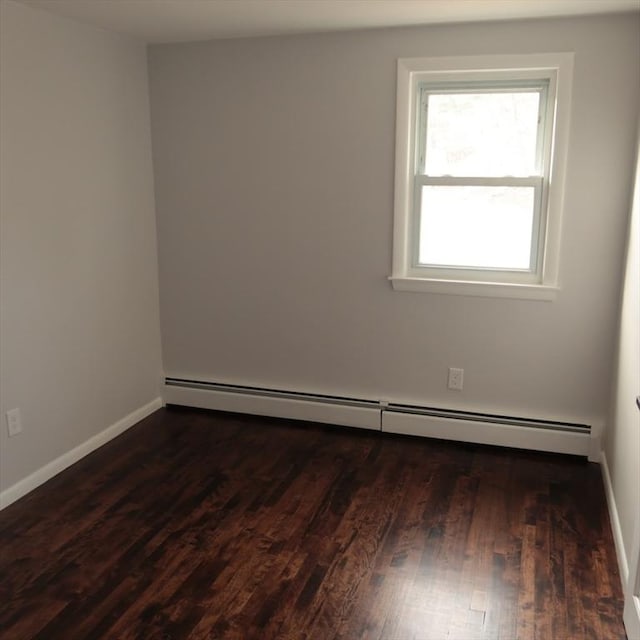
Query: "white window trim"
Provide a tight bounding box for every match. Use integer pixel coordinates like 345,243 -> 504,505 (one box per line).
390,53 -> 574,300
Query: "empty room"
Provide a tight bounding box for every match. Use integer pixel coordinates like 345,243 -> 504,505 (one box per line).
1,0 -> 639,638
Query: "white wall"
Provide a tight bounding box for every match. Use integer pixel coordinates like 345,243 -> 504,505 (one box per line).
605,120 -> 640,576
0,1 -> 163,498
148,14 -> 639,428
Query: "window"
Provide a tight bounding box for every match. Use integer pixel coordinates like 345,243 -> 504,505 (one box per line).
391,54 -> 574,299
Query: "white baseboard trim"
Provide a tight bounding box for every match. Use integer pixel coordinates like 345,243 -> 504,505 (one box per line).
601,449 -> 630,586
0,397 -> 163,511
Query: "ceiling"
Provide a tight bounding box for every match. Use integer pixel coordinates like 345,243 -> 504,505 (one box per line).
19,0 -> 640,44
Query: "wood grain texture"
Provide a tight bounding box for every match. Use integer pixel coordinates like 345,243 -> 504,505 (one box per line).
0,407 -> 626,639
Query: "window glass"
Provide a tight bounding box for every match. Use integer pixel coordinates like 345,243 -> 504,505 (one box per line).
418,185 -> 536,270
423,91 -> 541,177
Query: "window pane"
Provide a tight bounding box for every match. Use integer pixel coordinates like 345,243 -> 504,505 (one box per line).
419,186 -> 535,270
424,92 -> 541,177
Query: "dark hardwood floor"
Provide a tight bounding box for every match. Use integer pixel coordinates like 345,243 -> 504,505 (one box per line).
0,407 -> 625,640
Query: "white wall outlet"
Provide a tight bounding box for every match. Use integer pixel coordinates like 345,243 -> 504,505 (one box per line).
447,367 -> 464,391
6,408 -> 22,437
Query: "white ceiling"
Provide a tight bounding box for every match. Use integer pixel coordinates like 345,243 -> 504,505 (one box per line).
19,0 -> 640,44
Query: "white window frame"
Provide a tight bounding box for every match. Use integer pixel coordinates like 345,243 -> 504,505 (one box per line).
390,53 -> 574,300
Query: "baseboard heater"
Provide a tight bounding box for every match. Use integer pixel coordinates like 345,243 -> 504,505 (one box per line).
164,378 -> 591,456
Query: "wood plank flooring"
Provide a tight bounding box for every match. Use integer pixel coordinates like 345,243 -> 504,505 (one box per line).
0,407 -> 626,639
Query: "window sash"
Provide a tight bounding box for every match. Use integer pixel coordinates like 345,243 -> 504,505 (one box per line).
416,176 -> 542,187
410,81 -> 550,281
410,177 -> 545,278
415,82 -> 550,178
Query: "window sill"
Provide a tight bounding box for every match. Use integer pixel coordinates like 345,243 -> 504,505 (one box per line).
389,276 -> 559,300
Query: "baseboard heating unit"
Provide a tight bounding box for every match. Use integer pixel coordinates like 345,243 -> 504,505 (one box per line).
163,378 -> 591,457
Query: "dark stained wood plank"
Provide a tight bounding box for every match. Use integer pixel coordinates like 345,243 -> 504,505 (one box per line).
0,406 -> 627,640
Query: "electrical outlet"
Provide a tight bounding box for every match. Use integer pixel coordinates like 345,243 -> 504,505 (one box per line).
6,408 -> 22,437
448,367 -> 464,391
